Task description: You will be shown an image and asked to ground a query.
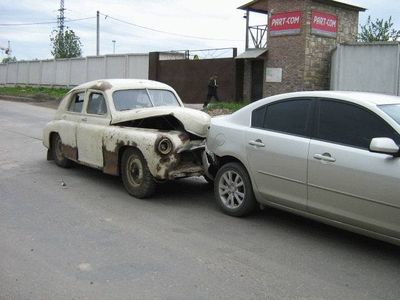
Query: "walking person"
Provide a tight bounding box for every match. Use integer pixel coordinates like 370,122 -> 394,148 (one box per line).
203,74 -> 219,109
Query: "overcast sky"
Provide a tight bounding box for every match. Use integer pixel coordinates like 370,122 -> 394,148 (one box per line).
0,0 -> 399,61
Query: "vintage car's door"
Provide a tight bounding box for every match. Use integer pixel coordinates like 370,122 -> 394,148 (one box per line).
76,90 -> 110,167
57,91 -> 86,160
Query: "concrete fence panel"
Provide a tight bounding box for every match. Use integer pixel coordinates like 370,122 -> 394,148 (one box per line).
17,62 -> 29,84
70,58 -> 86,86
0,64 -> 6,84
55,59 -> 71,86
87,56 -> 107,81
331,43 -> 400,96
0,53 -> 149,87
105,55 -> 126,78
41,60 -> 55,85
6,63 -> 18,84
28,61 -> 41,85
127,54 -> 149,79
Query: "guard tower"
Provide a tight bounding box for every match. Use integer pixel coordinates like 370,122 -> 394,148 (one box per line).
237,0 -> 366,100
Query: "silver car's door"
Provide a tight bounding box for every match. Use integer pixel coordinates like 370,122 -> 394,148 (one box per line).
308,99 -> 400,238
76,90 -> 110,167
245,98 -> 313,210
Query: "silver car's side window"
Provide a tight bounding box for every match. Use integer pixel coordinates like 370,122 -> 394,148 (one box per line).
68,92 -> 85,113
317,100 -> 400,149
251,99 -> 312,138
87,93 -> 107,115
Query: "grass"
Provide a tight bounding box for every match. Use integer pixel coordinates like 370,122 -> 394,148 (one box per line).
206,101 -> 249,112
0,85 -> 69,101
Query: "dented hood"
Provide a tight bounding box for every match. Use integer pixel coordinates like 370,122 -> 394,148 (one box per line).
111,107 -> 211,137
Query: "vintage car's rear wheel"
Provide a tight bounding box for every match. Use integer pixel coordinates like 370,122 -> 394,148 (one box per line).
121,148 -> 156,198
214,162 -> 257,217
52,133 -> 72,168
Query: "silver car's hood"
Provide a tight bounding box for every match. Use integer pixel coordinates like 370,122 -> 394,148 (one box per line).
111,106 -> 211,137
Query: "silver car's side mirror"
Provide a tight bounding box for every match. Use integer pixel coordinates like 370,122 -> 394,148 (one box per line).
369,137 -> 400,156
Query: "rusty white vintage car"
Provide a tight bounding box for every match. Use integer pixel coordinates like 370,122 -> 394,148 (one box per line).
43,79 -> 211,198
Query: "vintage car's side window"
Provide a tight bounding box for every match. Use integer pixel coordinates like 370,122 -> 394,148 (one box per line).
317,100 -> 400,149
68,92 -> 85,113
87,93 -> 107,115
262,99 -> 312,137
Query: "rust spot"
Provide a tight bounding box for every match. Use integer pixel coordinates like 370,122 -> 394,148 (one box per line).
178,133 -> 190,143
102,146 -> 119,175
61,144 -> 78,161
89,81 -> 113,92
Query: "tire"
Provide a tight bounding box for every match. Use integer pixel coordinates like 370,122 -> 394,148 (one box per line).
214,162 -> 257,217
51,133 -> 72,168
121,148 -> 156,198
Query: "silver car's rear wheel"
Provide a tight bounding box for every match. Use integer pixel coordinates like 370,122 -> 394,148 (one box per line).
214,162 -> 257,217
218,170 -> 245,209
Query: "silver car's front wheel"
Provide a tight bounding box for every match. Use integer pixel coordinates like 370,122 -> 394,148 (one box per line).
214,162 -> 257,217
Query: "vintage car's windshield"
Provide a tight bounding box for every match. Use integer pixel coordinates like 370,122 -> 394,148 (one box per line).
113,89 -> 181,111
379,104 -> 400,126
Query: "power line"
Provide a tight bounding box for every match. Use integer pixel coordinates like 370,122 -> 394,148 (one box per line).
100,12 -> 243,42
0,17 -> 95,27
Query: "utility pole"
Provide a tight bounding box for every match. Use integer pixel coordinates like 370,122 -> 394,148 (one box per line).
96,11 -> 100,56
112,40 -> 116,54
58,0 -> 66,34
244,10 -> 249,50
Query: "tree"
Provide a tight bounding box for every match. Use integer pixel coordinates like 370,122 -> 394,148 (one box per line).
358,16 -> 400,42
1,56 -> 17,63
50,28 -> 82,58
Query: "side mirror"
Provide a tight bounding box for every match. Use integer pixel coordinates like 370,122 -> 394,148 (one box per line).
369,138 -> 400,156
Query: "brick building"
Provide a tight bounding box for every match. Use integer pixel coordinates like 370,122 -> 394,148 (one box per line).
238,0 -> 366,100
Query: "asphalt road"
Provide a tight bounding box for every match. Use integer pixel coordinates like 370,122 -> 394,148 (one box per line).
0,100 -> 399,300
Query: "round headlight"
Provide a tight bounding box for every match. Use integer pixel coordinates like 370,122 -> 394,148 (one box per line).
157,138 -> 173,155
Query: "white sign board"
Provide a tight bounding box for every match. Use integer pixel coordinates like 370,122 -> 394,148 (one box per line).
266,68 -> 282,83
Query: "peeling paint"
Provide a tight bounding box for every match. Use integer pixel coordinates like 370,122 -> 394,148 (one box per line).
88,81 -> 113,92
61,144 -> 78,161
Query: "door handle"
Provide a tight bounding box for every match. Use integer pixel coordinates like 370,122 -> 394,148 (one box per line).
313,153 -> 336,163
249,139 -> 265,148
81,117 -> 87,122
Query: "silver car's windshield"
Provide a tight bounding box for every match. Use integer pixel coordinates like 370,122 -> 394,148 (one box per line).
379,104 -> 400,125
113,89 -> 181,111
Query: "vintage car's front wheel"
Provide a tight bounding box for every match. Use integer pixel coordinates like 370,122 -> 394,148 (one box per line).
121,148 -> 156,198
51,133 -> 72,168
214,162 -> 257,217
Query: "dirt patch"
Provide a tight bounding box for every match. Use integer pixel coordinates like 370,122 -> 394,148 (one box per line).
206,108 -> 233,117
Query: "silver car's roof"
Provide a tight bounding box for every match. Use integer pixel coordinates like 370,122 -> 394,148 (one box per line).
266,91 -> 400,106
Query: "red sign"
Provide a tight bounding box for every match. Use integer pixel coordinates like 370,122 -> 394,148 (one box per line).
311,11 -> 338,38
270,11 -> 302,36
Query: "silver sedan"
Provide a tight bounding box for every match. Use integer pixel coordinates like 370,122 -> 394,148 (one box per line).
206,91 -> 400,246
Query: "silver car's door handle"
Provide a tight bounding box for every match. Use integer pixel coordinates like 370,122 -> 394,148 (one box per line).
249,139 -> 265,148
81,117 -> 87,122
313,153 -> 336,163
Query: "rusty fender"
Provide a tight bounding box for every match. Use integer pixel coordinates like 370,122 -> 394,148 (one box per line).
101,127 -> 205,179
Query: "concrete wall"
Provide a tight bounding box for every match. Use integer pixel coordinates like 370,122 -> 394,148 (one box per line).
0,54 -> 150,87
331,43 -> 400,96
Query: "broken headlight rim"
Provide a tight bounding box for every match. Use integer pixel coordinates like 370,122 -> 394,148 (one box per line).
157,138 -> 173,155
